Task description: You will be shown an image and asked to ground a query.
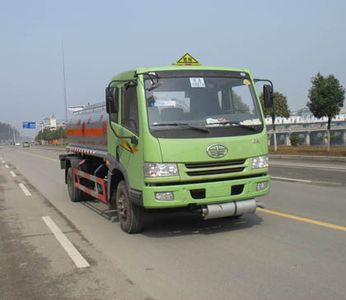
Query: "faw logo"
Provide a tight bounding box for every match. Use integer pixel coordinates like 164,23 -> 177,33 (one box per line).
206,144 -> 228,159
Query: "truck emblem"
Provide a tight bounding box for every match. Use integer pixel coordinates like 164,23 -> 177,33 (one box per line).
206,144 -> 228,158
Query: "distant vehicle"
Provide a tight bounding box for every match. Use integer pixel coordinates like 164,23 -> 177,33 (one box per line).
59,54 -> 274,233
22,142 -> 30,148
15,142 -> 21,146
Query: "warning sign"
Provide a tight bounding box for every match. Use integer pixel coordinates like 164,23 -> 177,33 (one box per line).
175,53 -> 201,66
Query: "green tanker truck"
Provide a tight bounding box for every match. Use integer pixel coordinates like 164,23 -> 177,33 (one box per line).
59,54 -> 273,233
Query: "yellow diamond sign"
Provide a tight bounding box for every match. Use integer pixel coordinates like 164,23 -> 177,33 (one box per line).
175,53 -> 201,66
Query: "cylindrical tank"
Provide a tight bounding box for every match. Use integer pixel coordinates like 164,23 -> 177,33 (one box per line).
66,103 -> 108,154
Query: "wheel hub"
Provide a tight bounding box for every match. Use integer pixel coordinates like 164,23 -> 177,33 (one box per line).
118,194 -> 128,219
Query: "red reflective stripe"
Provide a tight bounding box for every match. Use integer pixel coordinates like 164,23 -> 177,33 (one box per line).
66,128 -> 83,136
66,127 -> 104,137
67,121 -> 107,137
84,127 -> 105,136
70,147 -> 97,155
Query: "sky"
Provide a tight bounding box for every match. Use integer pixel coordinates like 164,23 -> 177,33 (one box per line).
0,0 -> 345,134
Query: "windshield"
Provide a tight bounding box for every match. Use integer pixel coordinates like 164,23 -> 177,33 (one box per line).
145,71 -> 263,138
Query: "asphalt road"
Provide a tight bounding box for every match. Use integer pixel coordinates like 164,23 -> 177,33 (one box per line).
0,145 -> 345,300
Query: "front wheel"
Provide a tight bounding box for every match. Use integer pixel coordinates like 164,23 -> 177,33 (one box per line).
116,180 -> 144,233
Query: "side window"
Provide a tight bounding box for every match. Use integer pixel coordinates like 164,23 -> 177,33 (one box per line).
110,87 -> 119,123
121,85 -> 139,135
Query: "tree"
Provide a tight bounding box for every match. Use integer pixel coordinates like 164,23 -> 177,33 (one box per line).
260,92 -> 290,118
307,73 -> 345,151
35,127 -> 67,143
290,134 -> 301,147
260,91 -> 290,151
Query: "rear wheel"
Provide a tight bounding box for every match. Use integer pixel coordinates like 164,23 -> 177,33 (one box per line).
116,180 -> 144,233
67,168 -> 83,202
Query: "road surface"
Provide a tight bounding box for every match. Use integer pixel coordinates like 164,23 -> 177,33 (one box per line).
0,145 -> 345,300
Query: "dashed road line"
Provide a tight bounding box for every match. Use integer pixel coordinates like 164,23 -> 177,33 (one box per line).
10,171 -> 16,177
271,176 -> 312,183
5,164 -> 9,169
18,183 -> 32,196
258,208 -> 346,232
42,216 -> 90,268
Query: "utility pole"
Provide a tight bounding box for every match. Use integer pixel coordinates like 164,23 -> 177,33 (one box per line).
13,128 -> 16,144
61,40 -> 68,122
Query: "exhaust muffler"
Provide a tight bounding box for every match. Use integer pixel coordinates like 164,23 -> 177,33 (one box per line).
202,199 -> 257,220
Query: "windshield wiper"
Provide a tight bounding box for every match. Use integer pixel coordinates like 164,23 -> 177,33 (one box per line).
152,122 -> 209,133
207,121 -> 257,131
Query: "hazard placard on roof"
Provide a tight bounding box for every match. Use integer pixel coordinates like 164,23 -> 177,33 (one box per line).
175,53 -> 201,66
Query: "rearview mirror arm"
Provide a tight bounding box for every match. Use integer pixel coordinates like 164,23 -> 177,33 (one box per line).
254,78 -> 274,90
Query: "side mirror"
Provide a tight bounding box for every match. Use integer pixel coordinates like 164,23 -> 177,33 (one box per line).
105,87 -> 119,114
263,84 -> 274,108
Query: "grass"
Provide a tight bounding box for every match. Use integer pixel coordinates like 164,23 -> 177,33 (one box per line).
269,145 -> 346,156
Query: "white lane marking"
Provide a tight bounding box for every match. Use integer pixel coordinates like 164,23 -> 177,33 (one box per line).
18,183 -> 32,196
2,161 -> 5,164
271,176 -> 312,183
10,171 -> 16,177
5,164 -> 9,169
42,216 -> 90,268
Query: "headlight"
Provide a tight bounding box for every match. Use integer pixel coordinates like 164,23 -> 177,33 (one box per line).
155,192 -> 174,201
144,163 -> 179,177
256,181 -> 268,191
252,155 -> 268,169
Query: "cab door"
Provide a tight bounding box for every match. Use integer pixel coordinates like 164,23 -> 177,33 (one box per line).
117,84 -> 143,190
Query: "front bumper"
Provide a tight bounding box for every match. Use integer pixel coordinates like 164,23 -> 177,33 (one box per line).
142,174 -> 270,209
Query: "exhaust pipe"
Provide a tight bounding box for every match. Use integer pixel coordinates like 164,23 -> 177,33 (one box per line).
202,199 -> 257,220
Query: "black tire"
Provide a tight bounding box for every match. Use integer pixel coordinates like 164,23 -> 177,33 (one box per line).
115,180 -> 144,233
67,168 -> 83,202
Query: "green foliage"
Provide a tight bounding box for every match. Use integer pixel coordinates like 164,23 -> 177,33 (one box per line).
260,92 -> 290,118
35,128 -> 66,142
290,134 -> 301,146
307,73 -> 345,129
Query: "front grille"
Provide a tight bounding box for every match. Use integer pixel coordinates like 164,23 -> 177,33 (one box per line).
149,173 -> 267,186
185,159 -> 246,169
186,167 -> 244,176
